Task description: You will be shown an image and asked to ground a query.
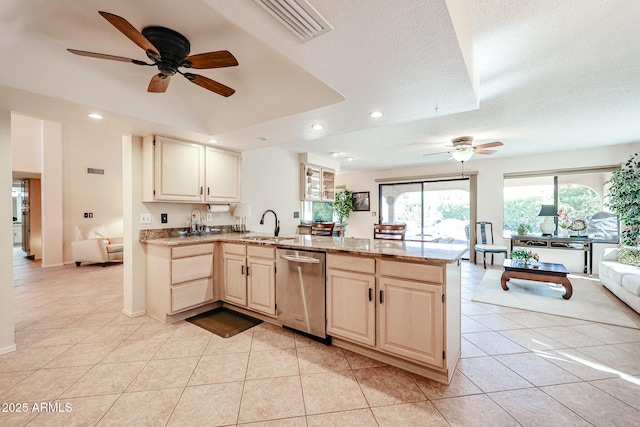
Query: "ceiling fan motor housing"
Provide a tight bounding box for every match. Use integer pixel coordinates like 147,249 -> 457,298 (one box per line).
142,26 -> 191,76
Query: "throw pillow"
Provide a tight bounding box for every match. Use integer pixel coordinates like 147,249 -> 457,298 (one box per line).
617,247 -> 640,267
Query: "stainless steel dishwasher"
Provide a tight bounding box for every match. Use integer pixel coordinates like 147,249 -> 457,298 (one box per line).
276,249 -> 328,341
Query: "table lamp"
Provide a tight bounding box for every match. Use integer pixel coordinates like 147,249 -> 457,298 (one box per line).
538,204 -> 556,236
231,204 -> 252,232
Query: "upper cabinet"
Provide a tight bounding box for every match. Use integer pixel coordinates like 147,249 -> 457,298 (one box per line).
205,146 -> 241,203
143,135 -> 241,203
301,163 -> 335,202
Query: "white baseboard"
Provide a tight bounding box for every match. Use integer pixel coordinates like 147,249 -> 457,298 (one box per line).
122,308 -> 146,317
0,343 -> 17,356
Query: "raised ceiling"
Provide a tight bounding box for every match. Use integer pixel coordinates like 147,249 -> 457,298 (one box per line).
1,0 -> 639,171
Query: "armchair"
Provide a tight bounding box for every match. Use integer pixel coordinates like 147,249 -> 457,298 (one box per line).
71,224 -> 123,266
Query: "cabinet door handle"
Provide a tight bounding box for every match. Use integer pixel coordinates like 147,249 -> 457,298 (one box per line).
207,187 -> 210,195
246,266 -> 250,276
200,186 -> 204,195
368,288 -> 372,301
379,290 -> 384,304
241,265 -> 245,275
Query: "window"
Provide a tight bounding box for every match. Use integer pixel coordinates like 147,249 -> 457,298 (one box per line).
503,169 -> 619,243
379,178 -> 470,244
301,201 -> 333,223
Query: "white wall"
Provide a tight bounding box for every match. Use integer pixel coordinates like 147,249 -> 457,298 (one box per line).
61,125 -> 123,263
11,114 -> 42,175
41,121 -> 63,267
0,108 -> 15,355
241,147 -> 301,236
336,143 -> 640,273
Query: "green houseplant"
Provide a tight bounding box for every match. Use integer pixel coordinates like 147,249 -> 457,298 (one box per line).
605,153 -> 640,247
333,189 -> 354,224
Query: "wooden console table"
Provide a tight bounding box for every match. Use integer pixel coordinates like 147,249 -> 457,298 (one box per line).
509,235 -> 593,275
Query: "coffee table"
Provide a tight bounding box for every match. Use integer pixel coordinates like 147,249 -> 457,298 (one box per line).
500,259 -> 572,299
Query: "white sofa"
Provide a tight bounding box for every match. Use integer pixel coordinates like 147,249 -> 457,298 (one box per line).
599,247 -> 640,314
71,224 -> 123,266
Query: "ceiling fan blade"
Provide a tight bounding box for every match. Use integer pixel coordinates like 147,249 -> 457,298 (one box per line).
99,11 -> 159,55
184,73 -> 235,97
148,74 -> 170,93
473,141 -> 503,149
67,49 -> 151,65
183,50 -> 238,69
423,151 -> 453,157
473,149 -> 497,155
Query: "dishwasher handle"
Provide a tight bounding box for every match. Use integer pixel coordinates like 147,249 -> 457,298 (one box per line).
279,254 -> 321,264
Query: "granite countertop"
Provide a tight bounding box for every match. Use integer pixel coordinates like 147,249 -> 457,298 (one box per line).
141,231 -> 467,264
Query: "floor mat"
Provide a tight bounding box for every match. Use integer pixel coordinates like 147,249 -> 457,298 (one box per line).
186,307 -> 263,338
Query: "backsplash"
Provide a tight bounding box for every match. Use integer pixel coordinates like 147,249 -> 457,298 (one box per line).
139,224 -> 237,241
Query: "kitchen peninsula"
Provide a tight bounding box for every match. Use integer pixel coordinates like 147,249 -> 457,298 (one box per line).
142,232 -> 465,384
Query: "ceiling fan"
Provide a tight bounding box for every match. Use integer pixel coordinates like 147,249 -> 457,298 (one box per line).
424,136 -> 503,162
68,11 -> 238,96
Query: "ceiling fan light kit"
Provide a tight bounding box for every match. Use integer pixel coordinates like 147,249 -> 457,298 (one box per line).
68,11 -> 238,97
424,136 -> 504,164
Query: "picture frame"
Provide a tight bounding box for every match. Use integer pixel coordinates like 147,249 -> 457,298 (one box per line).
352,191 -> 370,211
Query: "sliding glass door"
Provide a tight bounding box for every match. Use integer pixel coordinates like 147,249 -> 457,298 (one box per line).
379,178 -> 470,245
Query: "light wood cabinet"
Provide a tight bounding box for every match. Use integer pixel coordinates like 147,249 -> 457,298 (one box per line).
205,146 -> 241,203
326,254 -> 456,375
143,135 -> 241,203
300,163 -> 335,201
146,243 -> 217,322
326,255 -> 376,346
378,277 -> 443,367
222,243 -> 276,317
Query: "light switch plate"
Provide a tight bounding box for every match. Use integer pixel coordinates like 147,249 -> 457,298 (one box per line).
139,213 -> 152,224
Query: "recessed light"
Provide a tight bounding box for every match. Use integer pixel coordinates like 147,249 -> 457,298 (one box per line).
257,136 -> 268,141
347,157 -> 354,162
312,123 -> 324,130
370,111 -> 383,118
88,113 -> 103,120
208,138 -> 219,144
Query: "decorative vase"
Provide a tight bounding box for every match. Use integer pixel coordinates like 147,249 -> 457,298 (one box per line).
558,227 -> 568,237
524,259 -> 531,266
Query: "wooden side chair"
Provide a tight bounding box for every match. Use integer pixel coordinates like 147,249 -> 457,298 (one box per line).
474,221 -> 508,268
311,222 -> 335,236
373,224 -> 406,240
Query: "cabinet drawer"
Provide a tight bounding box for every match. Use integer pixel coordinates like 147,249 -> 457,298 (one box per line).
327,254 -> 375,274
378,260 -> 443,284
172,253 -> 213,284
223,243 -> 247,256
172,243 -> 214,259
171,278 -> 214,312
247,245 -> 275,259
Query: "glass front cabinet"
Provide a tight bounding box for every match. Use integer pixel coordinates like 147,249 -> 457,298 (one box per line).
301,164 -> 335,201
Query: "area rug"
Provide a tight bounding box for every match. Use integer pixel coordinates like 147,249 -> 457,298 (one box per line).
471,270 -> 640,329
186,307 -> 262,338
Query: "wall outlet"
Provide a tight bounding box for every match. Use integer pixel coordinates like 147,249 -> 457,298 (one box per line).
293,211 -> 299,218
139,213 -> 152,224
161,213 -> 168,224
206,213 -> 213,221
372,211 -> 377,217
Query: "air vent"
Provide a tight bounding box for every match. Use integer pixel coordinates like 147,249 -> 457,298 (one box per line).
87,168 -> 104,175
254,0 -> 332,41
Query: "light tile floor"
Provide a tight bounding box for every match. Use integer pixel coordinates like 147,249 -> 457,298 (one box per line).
2,249 -> 640,426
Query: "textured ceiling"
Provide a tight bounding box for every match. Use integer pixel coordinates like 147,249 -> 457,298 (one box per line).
1,0 -> 639,171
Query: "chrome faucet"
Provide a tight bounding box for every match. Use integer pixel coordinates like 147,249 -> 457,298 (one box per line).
259,209 -> 280,236
190,208 -> 202,234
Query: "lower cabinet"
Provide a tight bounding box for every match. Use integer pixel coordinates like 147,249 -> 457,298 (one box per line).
222,243 -> 276,317
326,254 -> 449,371
146,243 -> 216,322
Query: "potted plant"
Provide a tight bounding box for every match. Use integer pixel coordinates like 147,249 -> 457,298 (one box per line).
333,189 -> 354,224
516,217 -> 531,235
510,248 -> 539,265
605,153 -> 640,247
